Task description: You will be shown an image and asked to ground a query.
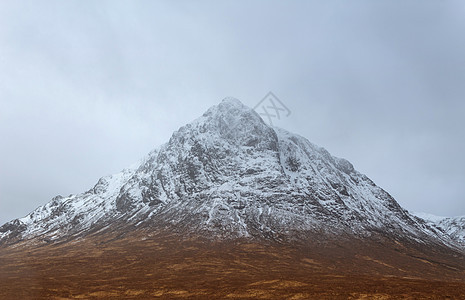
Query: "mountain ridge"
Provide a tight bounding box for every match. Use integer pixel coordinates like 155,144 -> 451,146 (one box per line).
413,212 -> 465,247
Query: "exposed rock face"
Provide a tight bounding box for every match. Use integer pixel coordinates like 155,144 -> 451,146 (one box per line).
0,98 -> 459,250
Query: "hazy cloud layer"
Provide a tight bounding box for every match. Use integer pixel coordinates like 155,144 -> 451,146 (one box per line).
1,1 -> 464,225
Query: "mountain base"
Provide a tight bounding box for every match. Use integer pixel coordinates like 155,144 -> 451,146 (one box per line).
1,230 -> 464,299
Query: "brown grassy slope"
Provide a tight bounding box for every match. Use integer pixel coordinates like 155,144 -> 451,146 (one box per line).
0,230 -> 464,299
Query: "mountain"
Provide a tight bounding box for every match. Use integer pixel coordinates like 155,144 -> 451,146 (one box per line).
414,212 -> 465,247
1,98 -> 465,299
0,98 -> 453,247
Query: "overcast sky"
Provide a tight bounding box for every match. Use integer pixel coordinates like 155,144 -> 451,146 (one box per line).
1,0 -> 464,226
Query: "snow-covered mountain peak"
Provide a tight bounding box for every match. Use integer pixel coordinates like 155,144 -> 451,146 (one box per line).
413,212 -> 448,223
203,97 -> 251,118
413,212 -> 465,246
219,96 -> 244,106
171,97 -> 277,153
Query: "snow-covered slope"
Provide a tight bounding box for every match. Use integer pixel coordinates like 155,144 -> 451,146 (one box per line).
413,212 -> 465,247
0,98 -> 458,249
